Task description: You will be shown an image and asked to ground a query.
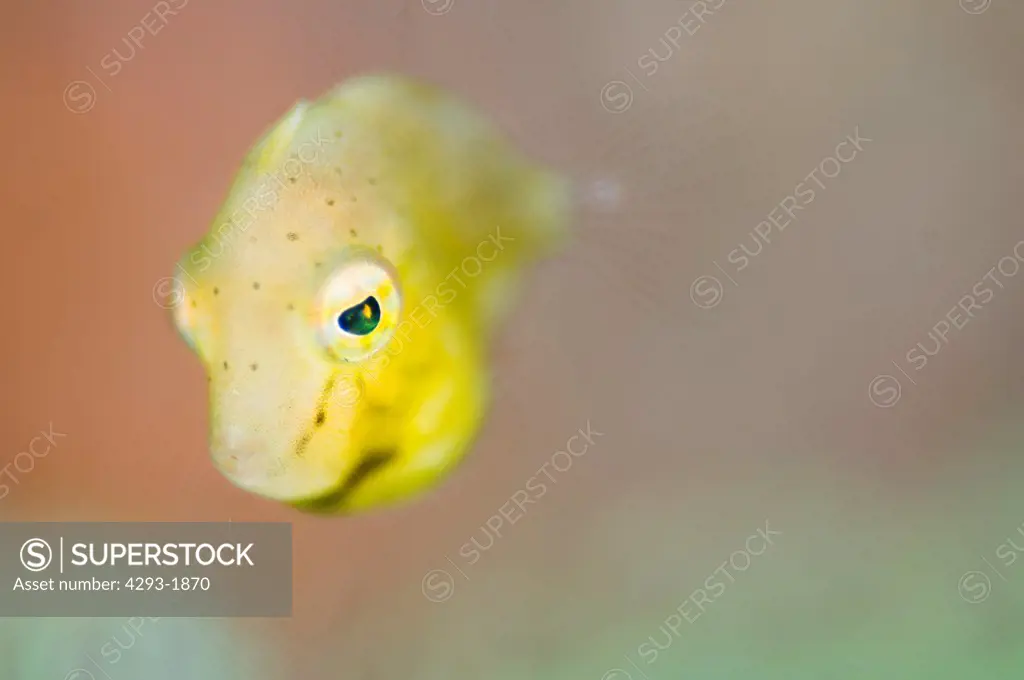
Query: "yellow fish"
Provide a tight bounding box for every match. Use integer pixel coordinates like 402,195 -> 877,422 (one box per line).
170,74 -> 571,515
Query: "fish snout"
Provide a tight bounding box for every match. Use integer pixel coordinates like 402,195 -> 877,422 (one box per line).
209,422 -> 336,503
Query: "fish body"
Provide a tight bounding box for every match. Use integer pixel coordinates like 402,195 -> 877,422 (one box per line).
171,74 -> 571,514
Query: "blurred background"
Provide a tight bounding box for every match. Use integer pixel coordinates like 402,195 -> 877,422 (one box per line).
3,0 -> 1024,677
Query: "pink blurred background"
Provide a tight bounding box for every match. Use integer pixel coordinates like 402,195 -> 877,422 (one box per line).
4,1 -> 1024,677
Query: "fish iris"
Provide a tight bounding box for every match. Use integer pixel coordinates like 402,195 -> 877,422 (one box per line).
338,296 -> 381,335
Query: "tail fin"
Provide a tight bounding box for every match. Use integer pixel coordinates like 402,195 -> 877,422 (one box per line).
509,164 -> 574,260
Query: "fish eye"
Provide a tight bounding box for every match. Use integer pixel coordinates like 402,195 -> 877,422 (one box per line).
337,296 -> 381,336
315,250 -> 401,363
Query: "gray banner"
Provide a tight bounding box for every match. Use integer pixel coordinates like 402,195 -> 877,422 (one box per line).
0,522 -> 291,617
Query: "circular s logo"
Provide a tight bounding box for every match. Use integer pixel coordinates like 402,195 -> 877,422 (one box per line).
63,81 -> 97,114
868,375 -> 901,408
152,276 -> 185,309
690,275 -> 723,309
20,538 -> 53,572
421,0 -> 454,15
601,669 -> 633,680
333,375 -> 363,407
600,81 -> 633,114
958,570 -> 991,603
421,568 -> 455,602
64,670 -> 96,680
959,0 -> 991,14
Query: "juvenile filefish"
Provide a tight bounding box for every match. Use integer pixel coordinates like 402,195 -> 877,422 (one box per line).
170,74 -> 571,514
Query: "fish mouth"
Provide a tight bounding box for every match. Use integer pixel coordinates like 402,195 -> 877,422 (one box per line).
290,448 -> 398,514
214,444 -> 397,511
211,441 -> 341,503
210,380 -> 344,502
211,371 -> 399,507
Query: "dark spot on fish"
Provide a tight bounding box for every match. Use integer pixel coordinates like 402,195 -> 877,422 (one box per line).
287,303 -> 295,311
292,375 -> 336,460
326,198 -> 335,206
314,261 -> 322,268
349,229 -> 357,237
314,410 -> 326,426
351,195 -> 358,202
295,449 -> 398,513
213,287 -> 219,296
253,282 -> 260,290
288,177 -> 297,184
287,232 -> 298,241
250,363 -> 258,371
367,177 -> 377,185
223,361 -> 229,370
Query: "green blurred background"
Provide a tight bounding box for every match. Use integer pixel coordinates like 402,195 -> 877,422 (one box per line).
3,0 -> 1024,678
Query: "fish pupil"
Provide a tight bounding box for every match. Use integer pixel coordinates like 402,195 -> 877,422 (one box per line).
338,296 -> 381,335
